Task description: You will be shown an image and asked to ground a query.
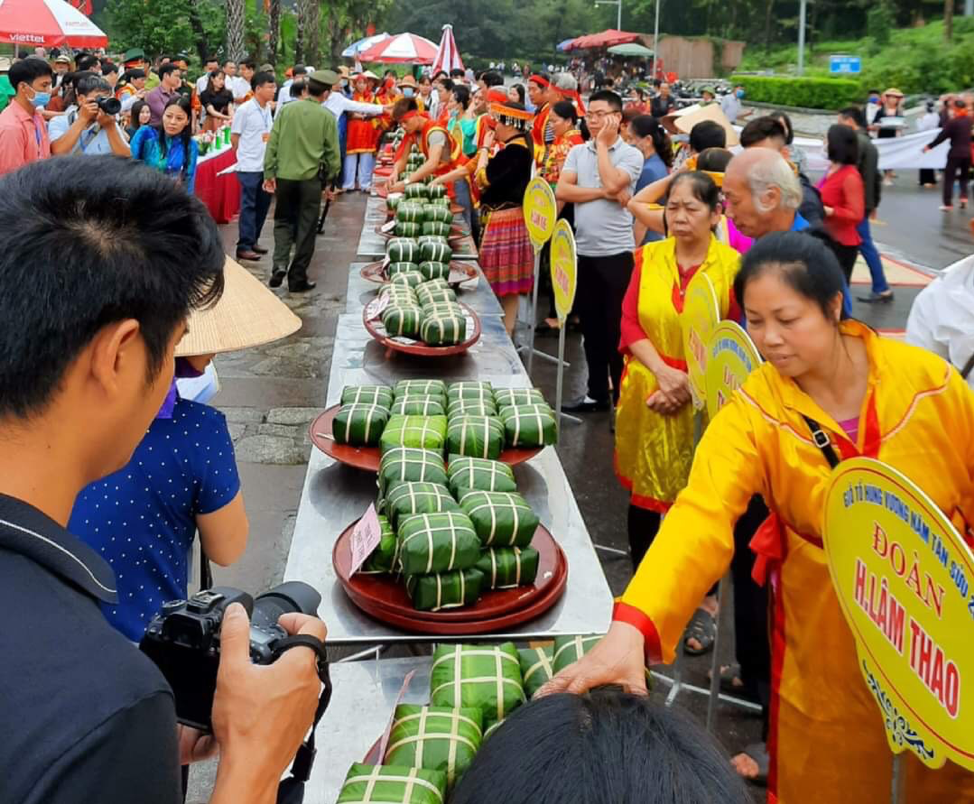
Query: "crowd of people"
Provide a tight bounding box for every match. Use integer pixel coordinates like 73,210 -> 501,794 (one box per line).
2,37 -> 974,804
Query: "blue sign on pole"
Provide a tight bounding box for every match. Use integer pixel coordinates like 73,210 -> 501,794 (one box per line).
829,55 -> 862,75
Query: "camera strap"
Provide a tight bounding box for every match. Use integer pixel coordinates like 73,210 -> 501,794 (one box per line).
271,635 -> 332,804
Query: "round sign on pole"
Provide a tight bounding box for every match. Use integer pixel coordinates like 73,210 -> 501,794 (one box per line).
550,219 -> 577,325
523,177 -> 558,252
823,458 -> 974,772
680,273 -> 719,411
704,320 -> 762,420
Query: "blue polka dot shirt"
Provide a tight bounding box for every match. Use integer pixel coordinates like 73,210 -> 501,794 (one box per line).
69,398 -> 241,642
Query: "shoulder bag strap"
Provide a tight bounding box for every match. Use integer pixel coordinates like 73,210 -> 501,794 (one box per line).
959,351 -> 974,380
801,414 -> 841,469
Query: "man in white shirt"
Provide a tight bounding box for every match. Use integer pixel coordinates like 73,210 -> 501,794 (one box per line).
276,65 -> 307,113
225,59 -> 250,103
323,78 -> 386,191
196,56 -> 219,96
231,72 -> 277,261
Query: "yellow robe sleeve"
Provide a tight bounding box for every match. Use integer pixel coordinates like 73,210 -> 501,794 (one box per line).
618,390 -> 767,663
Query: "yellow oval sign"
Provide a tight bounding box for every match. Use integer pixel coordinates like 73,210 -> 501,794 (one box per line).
824,458 -> 974,772
680,273 -> 719,411
549,220 -> 577,325
522,177 -> 558,251
705,320 -> 762,420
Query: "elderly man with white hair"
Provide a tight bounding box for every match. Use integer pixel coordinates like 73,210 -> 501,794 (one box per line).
723,148 -> 853,312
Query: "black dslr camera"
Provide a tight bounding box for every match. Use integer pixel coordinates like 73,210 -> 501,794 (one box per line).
96,95 -> 121,116
140,581 -> 322,731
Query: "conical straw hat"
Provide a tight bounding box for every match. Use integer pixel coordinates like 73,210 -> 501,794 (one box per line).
175,256 -> 302,357
662,103 -> 739,148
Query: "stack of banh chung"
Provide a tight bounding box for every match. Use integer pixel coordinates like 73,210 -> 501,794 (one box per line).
340,380 -> 560,612
336,641 -> 537,801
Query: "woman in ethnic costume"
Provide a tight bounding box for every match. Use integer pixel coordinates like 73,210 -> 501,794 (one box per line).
474,101 -> 536,335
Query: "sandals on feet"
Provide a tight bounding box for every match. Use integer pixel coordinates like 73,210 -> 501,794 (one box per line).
683,607 -> 716,655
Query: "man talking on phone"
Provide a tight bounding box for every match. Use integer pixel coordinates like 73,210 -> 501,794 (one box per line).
555,89 -> 643,413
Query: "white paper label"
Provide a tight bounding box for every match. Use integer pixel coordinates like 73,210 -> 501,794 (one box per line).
381,219 -> 397,233
374,669 -> 417,761
349,503 -> 382,575
364,294 -> 390,321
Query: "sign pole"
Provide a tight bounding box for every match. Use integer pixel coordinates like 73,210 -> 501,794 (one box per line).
555,326 -> 567,435
549,219 -> 579,427
526,250 -> 542,376
797,0 -> 807,76
891,755 -> 906,804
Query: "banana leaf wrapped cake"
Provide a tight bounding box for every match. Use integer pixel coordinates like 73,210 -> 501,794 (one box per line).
498,403 -> 557,448
336,763 -> 446,804
405,567 -> 484,611
378,448 -> 448,495
390,396 -> 446,417
380,415 -> 448,454
389,270 -> 425,289
387,238 -> 421,264
384,705 -> 483,789
446,397 -> 498,418
415,284 -> 456,306
418,261 -> 450,282
446,415 -> 505,460
420,313 -> 467,346
341,384 -> 394,409
429,643 -> 526,727
395,379 -> 447,399
397,511 -> 480,575
446,456 -> 517,495
552,634 -> 605,673
493,388 -> 546,410
420,302 -> 464,319
388,261 -> 420,278
447,381 -> 494,405
382,304 -> 424,339
518,646 -> 555,697
475,546 -> 539,589
332,403 -> 390,446
458,490 -> 539,548
384,482 -> 460,527
361,514 -> 399,574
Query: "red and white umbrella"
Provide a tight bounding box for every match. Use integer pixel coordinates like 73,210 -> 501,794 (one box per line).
359,32 -> 438,65
431,24 -> 464,76
0,0 -> 107,48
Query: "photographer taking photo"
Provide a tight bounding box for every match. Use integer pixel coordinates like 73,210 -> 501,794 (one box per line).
49,71 -> 131,156
0,156 -> 326,804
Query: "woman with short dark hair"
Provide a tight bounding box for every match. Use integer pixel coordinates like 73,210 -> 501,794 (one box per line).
816,123 -> 864,282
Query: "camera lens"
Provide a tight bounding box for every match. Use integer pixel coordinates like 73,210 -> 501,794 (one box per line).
98,96 -> 121,115
251,581 -> 321,631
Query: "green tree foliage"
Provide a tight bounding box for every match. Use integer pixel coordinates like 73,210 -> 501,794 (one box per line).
103,0 -> 225,61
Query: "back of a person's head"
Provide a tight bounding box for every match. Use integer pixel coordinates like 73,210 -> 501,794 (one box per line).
289,79 -> 307,98
740,115 -> 787,149
696,146 -> 733,173
827,123 -> 859,166
450,690 -> 751,804
0,157 -> 224,419
481,70 -> 503,87
689,119 -> 726,152
838,106 -> 866,129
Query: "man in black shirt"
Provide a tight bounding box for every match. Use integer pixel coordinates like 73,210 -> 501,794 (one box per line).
650,81 -> 675,119
0,156 -> 326,804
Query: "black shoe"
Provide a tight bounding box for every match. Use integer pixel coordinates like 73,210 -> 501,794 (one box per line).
236,249 -> 262,262
563,395 -> 611,413
253,245 -> 269,255
289,280 -> 317,293
269,269 -> 286,288
856,291 -> 894,304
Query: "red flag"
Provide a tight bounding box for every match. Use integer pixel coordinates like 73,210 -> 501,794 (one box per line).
366,22 -> 375,36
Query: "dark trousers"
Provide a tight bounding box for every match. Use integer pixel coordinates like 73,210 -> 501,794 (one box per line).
832,242 -> 859,285
576,251 -> 634,403
730,495 -> 772,738
919,168 -> 936,186
236,171 -> 272,251
273,177 -> 322,287
943,156 -> 971,206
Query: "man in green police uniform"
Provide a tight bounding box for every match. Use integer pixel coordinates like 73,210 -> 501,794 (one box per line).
263,69 -> 340,293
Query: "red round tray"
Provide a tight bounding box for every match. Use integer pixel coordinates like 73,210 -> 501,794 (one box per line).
374,165 -> 394,178
334,518 -> 568,634
374,223 -> 466,243
309,405 -> 542,471
364,301 -> 482,357
360,260 -> 477,286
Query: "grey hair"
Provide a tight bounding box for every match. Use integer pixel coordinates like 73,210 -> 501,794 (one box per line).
747,153 -> 802,213
552,72 -> 578,92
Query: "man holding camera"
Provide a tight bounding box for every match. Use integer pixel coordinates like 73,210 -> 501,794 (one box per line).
49,73 -> 130,157
0,156 -> 326,804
